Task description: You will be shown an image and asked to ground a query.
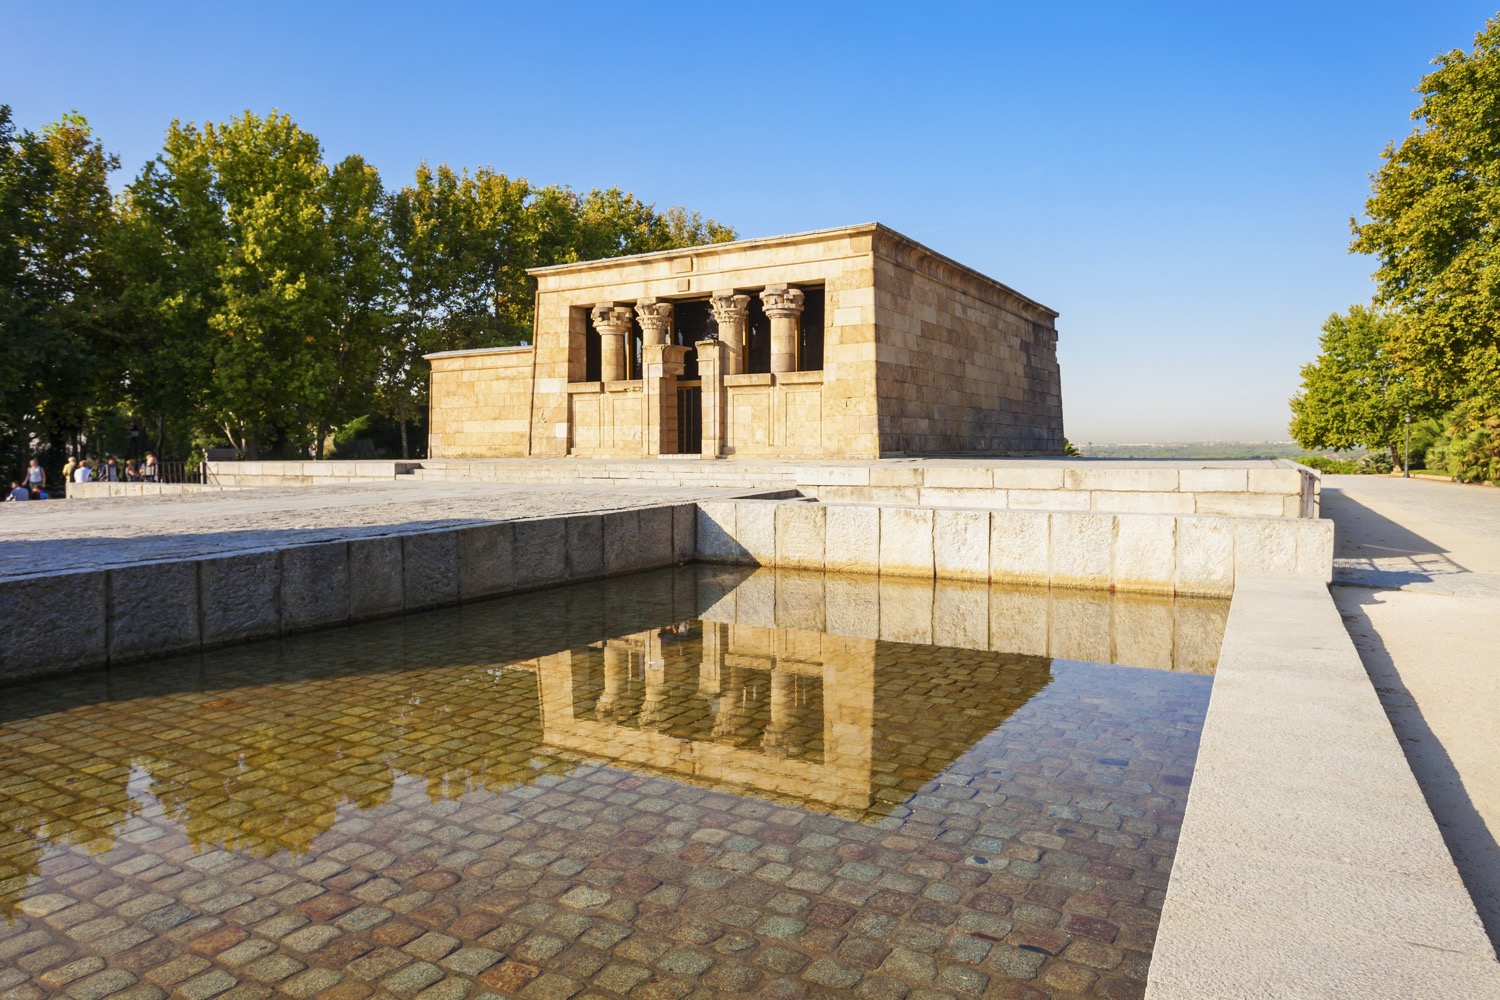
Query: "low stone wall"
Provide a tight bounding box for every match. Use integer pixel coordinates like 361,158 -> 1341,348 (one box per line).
798,463 -> 1318,518
193,458 -> 1320,519
697,499 -> 1331,597
1147,576 -> 1500,998
66,482 -> 242,500
202,460 -> 421,487
0,505 -> 695,681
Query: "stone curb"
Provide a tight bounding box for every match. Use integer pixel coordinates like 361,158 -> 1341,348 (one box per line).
1146,575 -> 1500,1000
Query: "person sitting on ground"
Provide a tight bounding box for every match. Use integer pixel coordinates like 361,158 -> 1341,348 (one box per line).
7,480 -> 29,501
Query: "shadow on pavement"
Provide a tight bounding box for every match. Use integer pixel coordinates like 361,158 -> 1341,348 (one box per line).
1334,586 -> 1500,951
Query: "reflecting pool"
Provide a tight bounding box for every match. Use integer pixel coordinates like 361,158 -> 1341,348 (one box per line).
0,566 -> 1223,999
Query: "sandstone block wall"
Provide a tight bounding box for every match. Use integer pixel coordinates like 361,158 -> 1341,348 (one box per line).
871,229 -> 1063,456
696,498 -> 1332,597
427,346 -> 535,458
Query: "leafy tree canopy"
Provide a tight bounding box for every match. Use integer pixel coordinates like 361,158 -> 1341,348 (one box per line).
1289,305 -> 1430,465
1351,15 -> 1500,408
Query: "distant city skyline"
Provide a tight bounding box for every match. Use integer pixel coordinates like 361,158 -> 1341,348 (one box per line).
4,0 -> 1492,443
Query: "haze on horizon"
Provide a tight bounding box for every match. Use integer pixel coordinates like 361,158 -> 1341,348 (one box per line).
5,0 -> 1490,445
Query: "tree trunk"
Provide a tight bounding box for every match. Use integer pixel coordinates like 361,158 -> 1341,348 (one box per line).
399,417 -> 409,460
1390,442 -> 1403,471
316,422 -> 328,461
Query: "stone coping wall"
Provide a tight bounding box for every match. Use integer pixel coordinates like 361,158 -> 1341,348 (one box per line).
697,499 -> 1332,597
202,460 -> 422,487
1147,576 -> 1500,998
66,482 -> 243,499
1,505 -> 696,681
200,458 -> 1319,519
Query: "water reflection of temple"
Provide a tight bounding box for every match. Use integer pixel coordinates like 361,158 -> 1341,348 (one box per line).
0,564 -> 1225,915
536,620 -> 1054,817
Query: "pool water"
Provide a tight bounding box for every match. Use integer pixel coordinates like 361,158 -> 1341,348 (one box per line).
0,566 -> 1222,999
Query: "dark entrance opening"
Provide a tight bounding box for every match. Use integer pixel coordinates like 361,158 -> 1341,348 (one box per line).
676,386 -> 702,454
671,300 -> 711,380
799,286 -> 825,372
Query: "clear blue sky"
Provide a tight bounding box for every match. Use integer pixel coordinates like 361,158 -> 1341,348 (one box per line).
4,1 -> 1492,443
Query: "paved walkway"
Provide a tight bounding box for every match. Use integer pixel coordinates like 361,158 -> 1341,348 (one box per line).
1322,475 -> 1500,946
0,481 -> 755,580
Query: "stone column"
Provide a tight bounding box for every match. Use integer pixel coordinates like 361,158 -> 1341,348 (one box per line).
710,291 -> 750,376
760,285 -> 804,374
696,338 -> 726,457
591,303 -> 634,382
642,343 -> 689,456
636,298 -> 674,347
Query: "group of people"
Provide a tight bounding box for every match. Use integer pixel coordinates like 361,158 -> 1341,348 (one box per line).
6,454 -> 162,501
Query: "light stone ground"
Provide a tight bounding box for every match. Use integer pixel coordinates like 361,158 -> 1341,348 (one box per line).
1323,475 -> 1500,947
0,480 -> 754,581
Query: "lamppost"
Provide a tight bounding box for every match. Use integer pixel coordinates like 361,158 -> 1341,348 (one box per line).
1403,411 -> 1411,478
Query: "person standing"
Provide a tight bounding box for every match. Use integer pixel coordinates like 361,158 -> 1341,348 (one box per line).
103,457 -> 121,482
142,453 -> 159,482
73,460 -> 92,483
24,459 -> 45,494
61,456 -> 76,483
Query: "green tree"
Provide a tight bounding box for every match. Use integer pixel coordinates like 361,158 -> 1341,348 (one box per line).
0,108 -> 120,477
1289,305 -> 1428,466
114,119 -> 227,456
1426,401 -> 1500,482
1351,15 -> 1500,408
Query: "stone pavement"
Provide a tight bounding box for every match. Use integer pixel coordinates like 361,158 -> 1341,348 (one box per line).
1322,475 -> 1500,947
0,481 -> 758,581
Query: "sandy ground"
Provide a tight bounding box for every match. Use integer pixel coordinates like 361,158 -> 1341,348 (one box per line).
1323,475 -> 1500,945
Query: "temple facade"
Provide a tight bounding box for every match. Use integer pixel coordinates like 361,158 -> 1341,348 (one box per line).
425,223 -> 1063,459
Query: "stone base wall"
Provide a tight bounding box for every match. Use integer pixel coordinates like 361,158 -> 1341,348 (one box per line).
566,382 -> 645,455
724,373 -> 826,457
696,499 -> 1332,597
427,346 -> 535,458
871,229 -> 1063,455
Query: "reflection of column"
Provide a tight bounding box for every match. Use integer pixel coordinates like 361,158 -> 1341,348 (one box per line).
710,291 -> 750,375
640,630 -> 668,728
761,668 -> 796,756
696,338 -> 725,457
636,298 -> 674,346
591,303 -> 634,382
713,665 -> 750,739
597,644 -> 629,721
760,285 -> 804,374
700,622 -> 724,698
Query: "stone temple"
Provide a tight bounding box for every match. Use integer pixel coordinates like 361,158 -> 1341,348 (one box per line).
425,223 -> 1063,459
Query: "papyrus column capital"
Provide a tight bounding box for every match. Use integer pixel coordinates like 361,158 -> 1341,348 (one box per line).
636,298 -> 674,346
759,284 -> 805,319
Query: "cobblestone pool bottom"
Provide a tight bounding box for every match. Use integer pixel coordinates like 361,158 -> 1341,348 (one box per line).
0,568 -> 1218,999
